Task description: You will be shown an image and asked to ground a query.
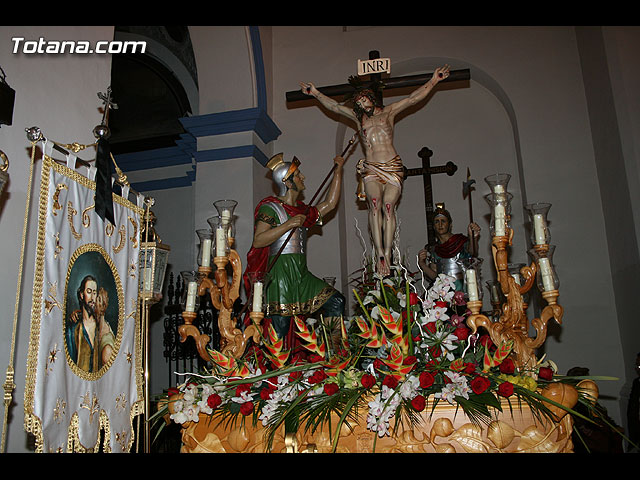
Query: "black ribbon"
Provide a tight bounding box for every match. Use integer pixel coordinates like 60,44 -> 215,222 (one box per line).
95,137 -> 115,225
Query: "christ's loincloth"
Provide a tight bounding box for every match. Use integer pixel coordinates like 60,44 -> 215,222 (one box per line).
359,155 -> 404,189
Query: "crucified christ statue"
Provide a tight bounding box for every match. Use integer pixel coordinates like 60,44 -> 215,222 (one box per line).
300,64 -> 451,276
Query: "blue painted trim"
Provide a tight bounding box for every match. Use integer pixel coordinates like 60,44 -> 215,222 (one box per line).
131,175 -> 194,192
179,107 -> 280,144
249,26 -> 267,111
114,133 -> 196,172
115,148 -> 192,172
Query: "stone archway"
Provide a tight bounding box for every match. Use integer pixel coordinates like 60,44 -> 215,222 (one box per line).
109,26 -> 198,155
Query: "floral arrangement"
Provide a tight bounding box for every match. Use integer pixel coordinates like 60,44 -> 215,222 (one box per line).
157,267 -> 595,452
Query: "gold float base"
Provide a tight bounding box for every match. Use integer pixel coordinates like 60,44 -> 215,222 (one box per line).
177,396 -> 575,453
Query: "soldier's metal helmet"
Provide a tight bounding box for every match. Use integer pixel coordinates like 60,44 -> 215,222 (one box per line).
267,153 -> 301,195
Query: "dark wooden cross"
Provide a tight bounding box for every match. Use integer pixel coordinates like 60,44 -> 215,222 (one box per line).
404,147 -> 458,247
286,50 -> 470,103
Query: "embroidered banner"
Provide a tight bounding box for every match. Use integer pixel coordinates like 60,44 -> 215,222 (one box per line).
24,145 -> 144,452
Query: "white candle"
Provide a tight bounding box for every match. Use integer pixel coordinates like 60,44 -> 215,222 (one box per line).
252,281 -> 263,312
201,238 -> 212,267
466,269 -> 479,301
221,210 -> 231,225
533,214 -> 546,245
494,184 -> 505,194
185,281 -> 198,312
538,258 -> 555,291
216,227 -> 226,256
494,204 -> 506,236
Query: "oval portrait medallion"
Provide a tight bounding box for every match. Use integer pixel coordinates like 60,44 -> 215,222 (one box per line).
63,244 -> 124,380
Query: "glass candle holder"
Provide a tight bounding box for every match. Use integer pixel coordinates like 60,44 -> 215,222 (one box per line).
214,199 -> 237,233
484,173 -> 511,195
460,257 -> 483,302
485,279 -> 503,305
180,270 -> 200,313
484,191 -> 513,237
196,229 -> 214,268
528,245 -> 559,293
525,202 -> 552,246
507,263 -> 526,287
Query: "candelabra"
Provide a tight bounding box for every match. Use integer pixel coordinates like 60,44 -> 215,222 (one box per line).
464,174 -> 563,370
179,200 -> 266,361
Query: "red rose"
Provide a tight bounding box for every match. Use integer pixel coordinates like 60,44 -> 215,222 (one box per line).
235,383 -> 251,396
373,359 -> 383,371
289,370 -> 303,381
470,376 -> 491,394
454,326 -> 470,341
538,367 -> 554,381
419,371 -> 435,388
464,362 -> 476,374
361,373 -> 376,389
382,375 -> 399,389
499,358 -> 516,375
323,383 -> 339,396
240,401 -> 254,416
411,394 -> 426,412
497,381 -> 514,397
435,300 -> 448,309
167,387 -> 179,397
260,386 -> 275,400
403,355 -> 417,365
308,369 -> 328,385
409,292 -> 420,305
207,393 -> 222,409
425,360 -> 438,371
309,354 -> 324,363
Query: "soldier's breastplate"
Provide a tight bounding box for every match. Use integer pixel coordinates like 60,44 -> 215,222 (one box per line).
267,202 -> 307,256
437,252 -> 464,279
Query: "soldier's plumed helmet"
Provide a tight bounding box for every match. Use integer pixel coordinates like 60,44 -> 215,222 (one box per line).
267,153 -> 301,195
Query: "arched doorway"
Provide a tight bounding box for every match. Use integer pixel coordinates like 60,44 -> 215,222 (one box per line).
108,26 -> 197,155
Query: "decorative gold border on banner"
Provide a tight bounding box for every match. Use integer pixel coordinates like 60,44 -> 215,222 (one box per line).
62,243 -> 125,381
24,154 -> 145,452
24,155 -> 54,451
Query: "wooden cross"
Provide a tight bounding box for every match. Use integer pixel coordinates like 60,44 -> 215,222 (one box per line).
286,50 -> 470,103
404,147 -> 458,247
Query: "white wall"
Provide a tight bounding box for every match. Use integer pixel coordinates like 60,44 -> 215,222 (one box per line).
0,26 -> 114,452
